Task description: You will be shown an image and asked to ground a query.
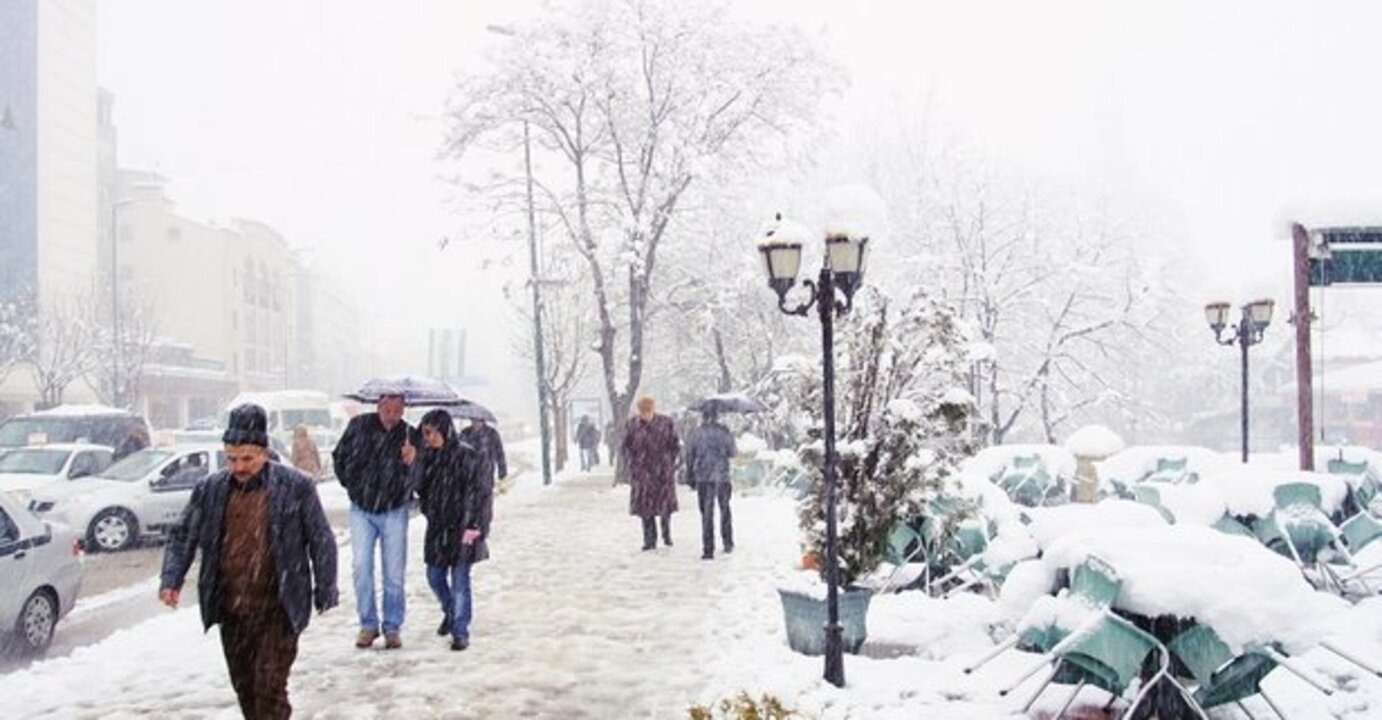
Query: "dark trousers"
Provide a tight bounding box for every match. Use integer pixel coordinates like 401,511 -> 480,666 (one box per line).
640,513 -> 671,549
697,482 -> 734,556
219,607 -> 299,720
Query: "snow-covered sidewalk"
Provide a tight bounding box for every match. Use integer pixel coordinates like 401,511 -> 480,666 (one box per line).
2,469 -> 801,719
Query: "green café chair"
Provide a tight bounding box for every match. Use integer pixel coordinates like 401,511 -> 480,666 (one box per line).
1143,457 -> 1190,484
965,554 -> 1123,676
1168,625 -> 1334,719
1132,484 -> 1176,523
1007,612 -> 1199,719
1339,511 -> 1382,553
1213,513 -> 1257,539
997,454 -> 1042,492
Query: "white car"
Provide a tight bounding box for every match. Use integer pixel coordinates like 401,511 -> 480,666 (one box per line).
29,444 -> 225,553
0,491 -> 83,655
0,444 -> 115,507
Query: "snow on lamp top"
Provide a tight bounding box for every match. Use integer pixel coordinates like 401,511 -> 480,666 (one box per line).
822,184 -> 886,242
1063,424 -> 1126,458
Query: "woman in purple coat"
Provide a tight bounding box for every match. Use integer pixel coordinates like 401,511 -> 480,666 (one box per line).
622,395 -> 681,550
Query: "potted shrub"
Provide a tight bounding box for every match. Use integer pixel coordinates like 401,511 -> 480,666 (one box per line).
777,287 -> 981,655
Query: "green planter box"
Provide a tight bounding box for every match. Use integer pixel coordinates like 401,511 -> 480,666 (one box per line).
777,587 -> 873,656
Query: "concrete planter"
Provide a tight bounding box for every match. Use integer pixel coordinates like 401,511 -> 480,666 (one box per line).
777,586 -> 873,656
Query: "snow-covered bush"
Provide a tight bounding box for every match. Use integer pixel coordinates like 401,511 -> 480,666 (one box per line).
795,287 -> 981,586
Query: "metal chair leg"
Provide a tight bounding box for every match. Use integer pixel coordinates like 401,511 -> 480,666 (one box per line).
999,654 -> 1053,697
1019,663 -> 1059,713
1234,699 -> 1258,720
1053,678 -> 1085,719
1259,687 -> 1288,720
1260,647 -> 1334,696
1320,640 -> 1382,677
963,635 -> 1017,675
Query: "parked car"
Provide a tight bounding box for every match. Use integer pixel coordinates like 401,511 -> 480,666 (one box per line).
28,444 -> 224,553
0,406 -> 152,461
0,444 -> 115,507
0,491 -> 83,655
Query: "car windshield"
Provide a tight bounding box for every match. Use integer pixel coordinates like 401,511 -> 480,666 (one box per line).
98,449 -> 174,482
0,448 -> 71,475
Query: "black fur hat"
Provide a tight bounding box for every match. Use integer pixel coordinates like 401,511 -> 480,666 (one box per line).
222,404 -> 269,447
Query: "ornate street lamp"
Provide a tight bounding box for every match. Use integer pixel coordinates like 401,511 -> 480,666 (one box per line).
756,201 -> 874,688
1206,298 -> 1275,462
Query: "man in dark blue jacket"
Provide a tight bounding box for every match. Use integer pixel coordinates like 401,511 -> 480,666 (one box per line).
160,403 -> 338,720
332,394 -> 420,649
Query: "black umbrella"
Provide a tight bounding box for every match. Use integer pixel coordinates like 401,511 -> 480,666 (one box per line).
689,393 -> 768,415
345,375 -> 464,406
449,400 -> 497,423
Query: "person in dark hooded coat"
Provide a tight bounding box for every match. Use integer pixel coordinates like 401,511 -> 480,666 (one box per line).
622,395 -> 681,550
417,409 -> 493,651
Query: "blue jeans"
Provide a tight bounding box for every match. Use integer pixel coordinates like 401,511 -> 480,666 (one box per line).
350,504 -> 409,633
426,562 -> 473,640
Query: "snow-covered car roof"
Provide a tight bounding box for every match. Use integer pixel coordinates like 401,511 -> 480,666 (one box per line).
30,404 -> 138,417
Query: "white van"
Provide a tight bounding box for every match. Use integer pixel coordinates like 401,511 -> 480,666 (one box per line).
221,391 -> 337,475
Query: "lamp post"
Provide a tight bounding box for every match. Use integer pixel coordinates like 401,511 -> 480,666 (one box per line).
486,23 -> 553,485
757,213 -> 869,688
109,198 -> 136,409
1205,299 -> 1275,462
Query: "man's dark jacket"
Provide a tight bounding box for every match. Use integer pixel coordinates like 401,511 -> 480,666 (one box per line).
332,413 -> 421,513
459,423 -> 507,481
160,462 -> 339,634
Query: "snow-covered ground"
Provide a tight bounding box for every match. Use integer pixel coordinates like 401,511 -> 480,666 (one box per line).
6,442 -> 1382,718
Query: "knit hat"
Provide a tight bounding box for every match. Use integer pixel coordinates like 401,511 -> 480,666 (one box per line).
222,404 -> 270,447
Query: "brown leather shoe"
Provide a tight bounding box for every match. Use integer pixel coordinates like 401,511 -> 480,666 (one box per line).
384,632 -> 403,650
355,629 -> 379,649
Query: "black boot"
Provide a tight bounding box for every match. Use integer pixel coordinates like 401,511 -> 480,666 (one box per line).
660,514 -> 673,546
641,517 -> 657,550
437,616 -> 453,636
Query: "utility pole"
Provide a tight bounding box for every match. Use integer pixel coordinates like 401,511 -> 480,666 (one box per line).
1291,223 -> 1316,471
525,121 -> 553,485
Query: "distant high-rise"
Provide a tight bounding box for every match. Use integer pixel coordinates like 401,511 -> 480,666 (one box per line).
0,0 -> 99,305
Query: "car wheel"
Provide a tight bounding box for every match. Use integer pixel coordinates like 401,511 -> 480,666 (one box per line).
16,589 -> 57,655
88,508 -> 138,552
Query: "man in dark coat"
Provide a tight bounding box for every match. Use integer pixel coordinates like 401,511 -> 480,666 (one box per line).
332,394 -> 419,649
686,412 -> 738,560
622,395 -> 681,550
460,417 -> 507,485
417,409 -> 493,651
576,415 -> 601,471
159,403 -> 338,720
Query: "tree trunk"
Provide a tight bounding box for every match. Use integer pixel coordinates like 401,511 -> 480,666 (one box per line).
713,327 -> 733,392
552,401 -> 569,472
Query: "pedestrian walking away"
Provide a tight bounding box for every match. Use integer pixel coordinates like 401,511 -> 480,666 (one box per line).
685,412 -> 738,560
460,417 -> 508,488
159,403 -> 338,720
332,393 -> 420,649
621,396 -> 681,551
576,415 -> 601,471
417,409 -> 494,652
291,424 -> 323,480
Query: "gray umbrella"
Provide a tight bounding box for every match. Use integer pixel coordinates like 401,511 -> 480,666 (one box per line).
449,400 -> 497,423
345,375 -> 463,406
689,393 -> 768,415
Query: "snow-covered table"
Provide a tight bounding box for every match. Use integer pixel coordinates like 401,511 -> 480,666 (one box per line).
1040,524 -> 1348,653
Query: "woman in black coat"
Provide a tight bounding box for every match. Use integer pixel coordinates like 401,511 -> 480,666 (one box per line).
417,409 -> 493,651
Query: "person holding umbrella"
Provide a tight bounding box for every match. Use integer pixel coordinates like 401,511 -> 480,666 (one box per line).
622,395 -> 681,551
333,392 -> 420,650
686,411 -> 738,559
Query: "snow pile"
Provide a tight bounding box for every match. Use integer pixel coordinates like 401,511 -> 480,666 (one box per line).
32,404 -> 130,417
756,214 -> 814,247
1062,424 -> 1124,458
1199,464 -> 1352,517
866,592 -> 1000,662
1025,500 -> 1167,550
962,444 -> 1077,485
1041,525 -> 1347,652
1095,444 -> 1231,489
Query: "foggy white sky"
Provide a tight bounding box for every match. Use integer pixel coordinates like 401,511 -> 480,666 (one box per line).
97,0 -> 1382,414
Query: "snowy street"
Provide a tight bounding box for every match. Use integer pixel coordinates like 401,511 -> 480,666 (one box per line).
1,465 -> 804,718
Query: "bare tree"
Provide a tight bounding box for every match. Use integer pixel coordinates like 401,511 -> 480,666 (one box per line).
445,0 -> 842,436
87,287 -> 159,410
27,298 -> 96,409
0,293 -> 37,389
